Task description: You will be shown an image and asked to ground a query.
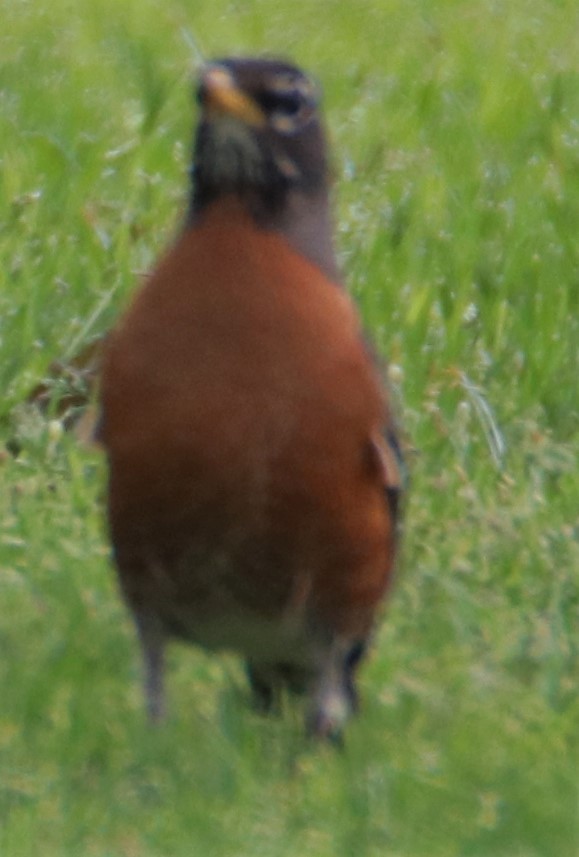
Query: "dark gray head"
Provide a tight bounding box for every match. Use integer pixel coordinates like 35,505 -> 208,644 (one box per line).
191,57 -> 330,218
188,57 -> 339,279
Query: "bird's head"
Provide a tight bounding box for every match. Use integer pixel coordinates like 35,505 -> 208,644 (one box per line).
191,57 -> 329,218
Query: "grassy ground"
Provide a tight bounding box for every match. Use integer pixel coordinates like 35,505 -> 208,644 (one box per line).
1,0 -> 578,854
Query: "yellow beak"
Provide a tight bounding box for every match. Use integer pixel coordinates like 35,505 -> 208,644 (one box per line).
201,66 -> 266,128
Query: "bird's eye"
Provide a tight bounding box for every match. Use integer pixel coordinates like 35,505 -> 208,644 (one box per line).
257,88 -> 304,118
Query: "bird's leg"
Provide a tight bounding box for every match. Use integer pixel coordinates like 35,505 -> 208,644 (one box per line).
306,638 -> 365,743
246,662 -> 279,714
134,611 -> 166,724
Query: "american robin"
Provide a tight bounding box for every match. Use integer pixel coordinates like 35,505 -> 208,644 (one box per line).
99,57 -> 403,740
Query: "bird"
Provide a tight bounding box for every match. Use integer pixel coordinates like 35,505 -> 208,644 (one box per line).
98,56 -> 403,741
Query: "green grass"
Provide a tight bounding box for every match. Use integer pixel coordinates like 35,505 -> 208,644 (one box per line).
1,0 -> 578,854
